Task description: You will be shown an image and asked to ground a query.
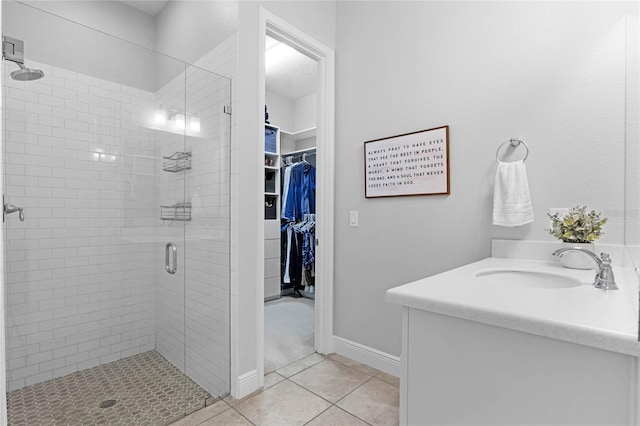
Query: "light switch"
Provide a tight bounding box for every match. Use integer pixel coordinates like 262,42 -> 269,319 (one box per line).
349,210 -> 359,227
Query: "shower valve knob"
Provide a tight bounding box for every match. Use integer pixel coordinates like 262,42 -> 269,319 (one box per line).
4,202 -> 24,222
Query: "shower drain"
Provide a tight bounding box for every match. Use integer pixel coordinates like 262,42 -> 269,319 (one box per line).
99,399 -> 117,409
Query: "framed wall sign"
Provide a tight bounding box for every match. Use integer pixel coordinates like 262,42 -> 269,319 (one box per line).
364,125 -> 450,198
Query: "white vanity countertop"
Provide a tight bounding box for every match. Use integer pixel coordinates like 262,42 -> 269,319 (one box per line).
386,257 -> 640,356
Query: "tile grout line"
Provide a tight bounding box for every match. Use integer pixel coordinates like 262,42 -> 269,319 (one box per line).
300,404 -> 334,426
282,376 -> 375,426
229,374 -> 374,426
286,365 -> 378,426
232,406 -> 257,426
182,354 -> 397,425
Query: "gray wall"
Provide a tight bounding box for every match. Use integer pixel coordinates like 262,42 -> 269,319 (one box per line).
11,0 -> 239,91
24,0 -> 156,50
155,0 -> 239,64
154,1 -> 239,85
6,1 -> 162,92
334,1 -> 636,357
625,14 -> 640,257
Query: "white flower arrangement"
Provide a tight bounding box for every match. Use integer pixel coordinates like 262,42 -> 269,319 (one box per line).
546,205 -> 607,243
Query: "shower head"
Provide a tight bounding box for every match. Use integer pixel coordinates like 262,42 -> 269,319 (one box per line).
3,35 -> 44,81
10,62 -> 44,81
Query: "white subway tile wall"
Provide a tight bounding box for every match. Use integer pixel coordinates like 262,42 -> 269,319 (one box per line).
4,61 -> 156,392
3,53 -> 232,398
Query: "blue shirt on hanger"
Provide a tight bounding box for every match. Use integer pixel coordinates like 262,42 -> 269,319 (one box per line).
282,162 -> 316,221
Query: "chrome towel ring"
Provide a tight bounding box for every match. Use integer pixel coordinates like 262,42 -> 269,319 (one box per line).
496,138 -> 529,163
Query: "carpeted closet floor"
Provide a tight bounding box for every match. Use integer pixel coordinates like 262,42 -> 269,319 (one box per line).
264,296 -> 315,374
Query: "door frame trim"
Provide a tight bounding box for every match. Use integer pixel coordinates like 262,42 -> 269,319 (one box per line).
256,7 -> 336,382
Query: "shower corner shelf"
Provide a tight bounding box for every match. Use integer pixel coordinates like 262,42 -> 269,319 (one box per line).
160,203 -> 192,221
162,151 -> 192,172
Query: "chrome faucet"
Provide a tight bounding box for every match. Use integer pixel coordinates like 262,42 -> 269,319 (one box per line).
552,247 -> 618,291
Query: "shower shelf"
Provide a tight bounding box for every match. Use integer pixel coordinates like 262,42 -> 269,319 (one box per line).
162,151 -> 192,172
160,203 -> 192,221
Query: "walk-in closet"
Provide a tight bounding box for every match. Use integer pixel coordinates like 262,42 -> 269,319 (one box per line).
263,35 -> 319,373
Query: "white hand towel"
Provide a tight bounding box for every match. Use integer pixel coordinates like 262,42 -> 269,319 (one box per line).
493,160 -> 534,227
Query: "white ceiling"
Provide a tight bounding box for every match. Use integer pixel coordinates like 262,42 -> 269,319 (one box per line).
265,36 -> 317,101
120,0 -> 169,16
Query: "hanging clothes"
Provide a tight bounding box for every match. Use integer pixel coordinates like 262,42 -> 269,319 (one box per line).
281,165 -> 293,218
281,155 -> 316,296
282,161 -> 316,221
280,215 -> 315,292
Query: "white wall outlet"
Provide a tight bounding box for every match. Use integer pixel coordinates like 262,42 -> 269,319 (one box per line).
349,210 -> 359,227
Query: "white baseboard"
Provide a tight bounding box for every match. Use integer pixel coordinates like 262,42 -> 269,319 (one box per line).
237,369 -> 259,399
333,336 -> 400,377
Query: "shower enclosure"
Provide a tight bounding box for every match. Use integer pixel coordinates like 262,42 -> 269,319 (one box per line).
1,2 -> 231,424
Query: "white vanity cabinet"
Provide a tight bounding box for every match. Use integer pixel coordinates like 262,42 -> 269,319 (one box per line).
400,307 -> 636,426
387,249 -> 640,426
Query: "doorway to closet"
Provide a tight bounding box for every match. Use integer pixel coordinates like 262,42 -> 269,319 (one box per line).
263,34 -> 319,374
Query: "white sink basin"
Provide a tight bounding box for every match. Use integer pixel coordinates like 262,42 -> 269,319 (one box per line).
475,269 -> 583,289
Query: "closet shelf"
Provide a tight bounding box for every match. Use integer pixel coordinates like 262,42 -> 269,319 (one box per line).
162,151 -> 192,172
160,203 -> 192,221
280,127 -> 316,143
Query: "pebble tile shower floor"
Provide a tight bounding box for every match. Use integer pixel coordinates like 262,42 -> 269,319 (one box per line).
7,350 -> 213,426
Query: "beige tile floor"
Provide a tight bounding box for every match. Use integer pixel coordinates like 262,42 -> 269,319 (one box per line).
171,353 -> 400,426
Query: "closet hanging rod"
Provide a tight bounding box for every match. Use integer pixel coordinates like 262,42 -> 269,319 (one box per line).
285,152 -> 316,158
283,147 -> 316,156
283,152 -> 316,165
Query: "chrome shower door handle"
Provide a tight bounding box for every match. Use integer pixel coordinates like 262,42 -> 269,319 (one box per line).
165,242 -> 177,274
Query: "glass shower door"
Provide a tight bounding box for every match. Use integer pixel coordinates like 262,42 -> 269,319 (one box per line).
2,2 -> 230,424
183,64 -> 232,400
